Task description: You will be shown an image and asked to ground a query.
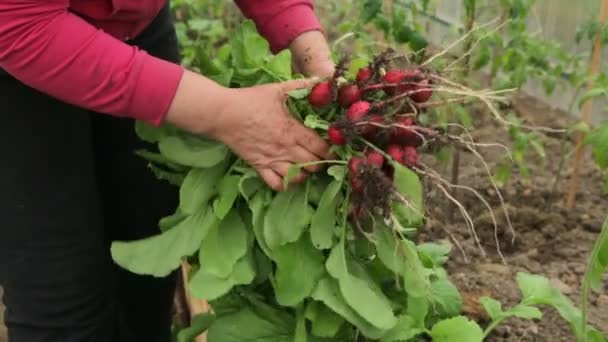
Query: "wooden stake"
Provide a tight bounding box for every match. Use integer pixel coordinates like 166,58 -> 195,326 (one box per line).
181,263 -> 210,342
565,0 -> 608,209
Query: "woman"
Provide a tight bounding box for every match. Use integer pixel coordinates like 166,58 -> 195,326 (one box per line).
0,1 -> 334,341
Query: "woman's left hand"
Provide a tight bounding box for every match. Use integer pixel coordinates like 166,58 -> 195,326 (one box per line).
289,30 -> 335,79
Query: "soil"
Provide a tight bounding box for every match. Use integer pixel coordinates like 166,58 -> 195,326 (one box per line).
0,94 -> 606,342
417,92 -> 608,341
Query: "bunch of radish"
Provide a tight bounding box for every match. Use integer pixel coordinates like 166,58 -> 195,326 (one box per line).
303,56 -> 442,222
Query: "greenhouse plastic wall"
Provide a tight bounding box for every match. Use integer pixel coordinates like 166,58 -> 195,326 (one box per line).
423,0 -> 607,125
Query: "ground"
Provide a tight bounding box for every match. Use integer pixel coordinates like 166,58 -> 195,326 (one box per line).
417,92 -> 608,341
0,94 -> 606,341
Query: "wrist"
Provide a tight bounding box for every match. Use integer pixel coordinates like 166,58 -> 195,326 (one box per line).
164,69 -> 232,137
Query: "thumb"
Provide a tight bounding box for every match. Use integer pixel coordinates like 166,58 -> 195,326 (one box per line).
280,77 -> 321,92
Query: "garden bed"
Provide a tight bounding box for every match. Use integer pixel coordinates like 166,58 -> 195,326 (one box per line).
418,93 -> 608,341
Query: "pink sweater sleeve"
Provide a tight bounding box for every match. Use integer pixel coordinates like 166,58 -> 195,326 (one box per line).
234,0 -> 323,53
0,0 -> 184,126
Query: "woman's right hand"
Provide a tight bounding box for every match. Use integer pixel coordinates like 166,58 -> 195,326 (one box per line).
165,70 -> 331,191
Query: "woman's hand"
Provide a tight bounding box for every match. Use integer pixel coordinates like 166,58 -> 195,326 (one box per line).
289,31 -> 335,79
165,70 -> 330,191
209,78 -> 331,191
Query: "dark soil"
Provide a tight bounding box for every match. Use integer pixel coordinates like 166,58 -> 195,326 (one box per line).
417,92 -> 608,341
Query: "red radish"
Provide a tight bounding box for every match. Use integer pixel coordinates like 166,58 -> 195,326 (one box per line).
351,177 -> 363,193
382,69 -> 417,96
362,114 -> 384,138
356,67 -> 372,83
366,151 -> 384,168
346,101 -> 371,121
327,125 -> 346,145
387,144 -> 405,164
348,157 -> 366,175
403,146 -> 418,168
410,79 -> 433,103
338,84 -> 362,107
308,81 -> 332,107
391,117 -> 417,144
348,157 -> 367,193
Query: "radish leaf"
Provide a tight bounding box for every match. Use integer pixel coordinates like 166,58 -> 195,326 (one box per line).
199,209 -> 248,278
273,233 -> 325,306
263,184 -> 314,250
311,277 -> 386,340
111,207 -> 215,277
310,180 -> 342,250
159,135 -> 229,168
179,161 -> 228,215
430,316 -> 484,342
189,250 -> 256,301
391,162 -> 424,226
213,175 -> 241,219
326,242 -> 397,330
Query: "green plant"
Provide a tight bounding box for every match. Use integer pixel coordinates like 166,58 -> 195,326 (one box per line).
494,114 -> 546,186
585,120 -> 608,193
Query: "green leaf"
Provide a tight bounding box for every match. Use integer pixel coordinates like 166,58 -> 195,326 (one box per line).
430,316 -> 484,342
158,211 -> 187,233
239,170 -> 263,202
326,243 -> 397,330
407,295 -> 428,330
310,180 -> 343,250
176,312 -> 216,342
230,20 -> 270,69
579,88 -> 607,109
307,302 -> 345,338
289,88 -> 311,99
375,228 -> 430,299
360,0 -> 383,23
480,297 -> 503,321
509,303 -> 543,319
417,242 -> 451,268
430,276 -> 463,318
391,163 -> 424,226
379,315 -> 422,342
266,50 -> 292,80
454,105 -> 473,129
585,217 -> 608,291
213,175 -> 241,220
148,164 -> 184,186
179,161 -> 228,214
135,120 -> 172,143
264,184 -> 314,250
207,307 -> 293,342
304,115 -> 329,130
327,165 -> 347,181
189,249 -> 256,301
273,233 -> 325,306
311,277 -> 386,339
111,208 -> 215,277
199,209 -> 249,278
134,149 -> 184,171
585,121 -> 608,169
515,271 -> 601,339
159,135 -> 229,168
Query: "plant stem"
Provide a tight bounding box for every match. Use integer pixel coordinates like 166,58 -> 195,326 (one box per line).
580,216 -> 608,340
483,318 -> 505,338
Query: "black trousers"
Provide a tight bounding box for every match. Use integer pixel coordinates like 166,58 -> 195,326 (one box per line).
0,3 -> 181,341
